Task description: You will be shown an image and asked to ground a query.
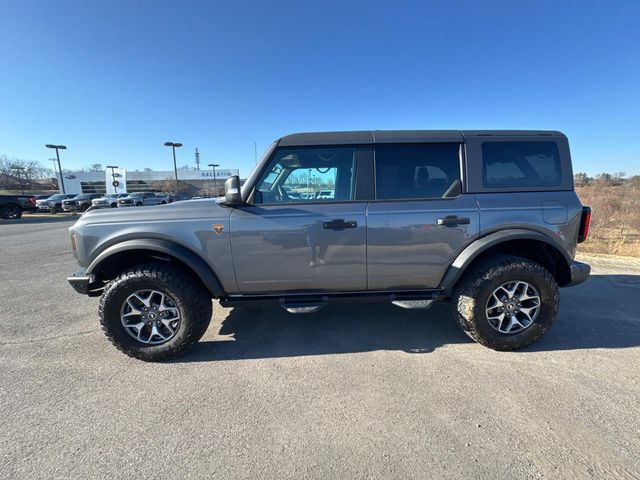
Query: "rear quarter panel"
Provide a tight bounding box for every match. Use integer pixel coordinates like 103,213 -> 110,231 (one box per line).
476,191 -> 583,259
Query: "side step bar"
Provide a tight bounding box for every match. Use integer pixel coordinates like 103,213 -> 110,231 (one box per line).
220,289 -> 444,313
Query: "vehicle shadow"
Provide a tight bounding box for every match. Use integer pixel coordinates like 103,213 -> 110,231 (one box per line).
181,301 -> 470,363
0,215 -> 77,225
176,274 -> 640,363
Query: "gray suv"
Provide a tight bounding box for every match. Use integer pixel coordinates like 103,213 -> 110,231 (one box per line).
67,130 -> 591,361
117,192 -> 167,207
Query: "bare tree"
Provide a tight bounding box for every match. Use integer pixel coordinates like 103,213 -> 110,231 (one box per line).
158,177 -> 189,194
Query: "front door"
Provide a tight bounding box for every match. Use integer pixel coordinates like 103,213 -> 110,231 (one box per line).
367,143 -> 480,290
230,146 -> 367,294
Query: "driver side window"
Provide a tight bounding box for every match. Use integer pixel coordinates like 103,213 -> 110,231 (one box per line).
253,147 -> 356,204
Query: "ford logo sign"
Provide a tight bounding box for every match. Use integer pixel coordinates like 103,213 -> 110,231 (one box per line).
65,175 -> 76,179
113,173 -> 122,178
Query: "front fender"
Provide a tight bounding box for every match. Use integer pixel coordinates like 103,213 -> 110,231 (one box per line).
86,238 -> 224,297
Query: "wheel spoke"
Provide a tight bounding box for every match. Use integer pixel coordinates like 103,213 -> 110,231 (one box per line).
149,324 -> 167,341
520,306 -> 538,322
160,318 -> 177,333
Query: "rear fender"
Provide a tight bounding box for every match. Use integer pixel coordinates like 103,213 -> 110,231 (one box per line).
439,229 -> 572,295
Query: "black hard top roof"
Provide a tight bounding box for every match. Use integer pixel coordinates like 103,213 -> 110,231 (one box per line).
278,130 -> 565,147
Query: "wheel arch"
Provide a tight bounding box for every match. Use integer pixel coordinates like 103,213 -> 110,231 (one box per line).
440,229 -> 573,295
86,239 -> 224,297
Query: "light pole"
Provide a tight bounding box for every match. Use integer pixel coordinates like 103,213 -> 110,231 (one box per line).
45,144 -> 67,194
208,163 -> 219,196
163,142 -> 182,182
11,166 -> 25,194
106,165 -> 119,193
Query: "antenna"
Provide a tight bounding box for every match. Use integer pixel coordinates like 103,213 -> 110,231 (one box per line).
195,148 -> 200,171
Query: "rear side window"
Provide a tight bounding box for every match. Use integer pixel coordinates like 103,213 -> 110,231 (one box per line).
482,141 -> 561,188
375,144 -> 460,200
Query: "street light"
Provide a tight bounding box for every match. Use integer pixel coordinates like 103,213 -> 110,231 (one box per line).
11,166 -> 25,195
106,165 -> 119,193
208,163 -> 220,196
45,144 -> 67,194
163,142 -> 183,182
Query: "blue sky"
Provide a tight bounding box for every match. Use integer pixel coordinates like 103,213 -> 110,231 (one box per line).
1,0 -> 639,177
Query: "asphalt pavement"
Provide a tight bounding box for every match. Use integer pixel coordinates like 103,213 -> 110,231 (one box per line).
1,216 -> 639,479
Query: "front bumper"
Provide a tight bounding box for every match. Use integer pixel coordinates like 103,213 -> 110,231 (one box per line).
67,270 -> 102,296
566,260 -> 591,287
62,204 -> 79,212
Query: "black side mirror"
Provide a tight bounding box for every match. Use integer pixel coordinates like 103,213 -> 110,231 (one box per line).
223,176 -> 243,206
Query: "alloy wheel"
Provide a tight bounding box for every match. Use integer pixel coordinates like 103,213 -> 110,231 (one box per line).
485,281 -> 541,334
120,289 -> 181,344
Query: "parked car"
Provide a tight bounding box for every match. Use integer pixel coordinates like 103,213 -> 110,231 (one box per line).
47,193 -> 79,213
35,195 -> 54,212
316,190 -> 335,200
0,195 -> 36,219
91,193 -> 129,209
68,130 -> 591,361
62,193 -> 103,213
117,192 -> 167,207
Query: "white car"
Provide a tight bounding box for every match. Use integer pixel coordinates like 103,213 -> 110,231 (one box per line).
316,190 -> 334,200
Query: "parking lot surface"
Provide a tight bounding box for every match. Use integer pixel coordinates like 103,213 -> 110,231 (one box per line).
1,216 -> 639,479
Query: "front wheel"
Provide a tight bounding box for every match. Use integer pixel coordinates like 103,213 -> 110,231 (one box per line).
99,263 -> 212,361
0,204 -> 22,219
452,255 -> 559,351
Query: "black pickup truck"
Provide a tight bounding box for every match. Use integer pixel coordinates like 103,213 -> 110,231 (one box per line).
0,195 -> 37,219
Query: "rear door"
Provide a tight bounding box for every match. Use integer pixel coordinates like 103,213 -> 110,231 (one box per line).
367,143 -> 479,290
229,146 -> 368,294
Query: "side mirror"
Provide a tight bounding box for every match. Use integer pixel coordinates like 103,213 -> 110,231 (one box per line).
223,176 -> 243,206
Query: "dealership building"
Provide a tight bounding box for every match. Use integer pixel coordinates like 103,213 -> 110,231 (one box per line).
56,168 -> 240,195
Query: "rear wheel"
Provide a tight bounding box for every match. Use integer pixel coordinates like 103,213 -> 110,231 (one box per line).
0,204 -> 22,219
136,202 -> 143,206
99,263 -> 212,361
452,255 -> 559,350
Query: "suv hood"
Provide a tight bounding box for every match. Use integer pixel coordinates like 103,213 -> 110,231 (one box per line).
72,198 -> 228,229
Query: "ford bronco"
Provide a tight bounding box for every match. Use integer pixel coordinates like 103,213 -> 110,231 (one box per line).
67,130 -> 591,361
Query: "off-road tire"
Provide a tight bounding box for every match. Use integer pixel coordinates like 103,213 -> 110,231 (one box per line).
1,204 -> 22,219
452,255 -> 559,351
99,262 -> 212,361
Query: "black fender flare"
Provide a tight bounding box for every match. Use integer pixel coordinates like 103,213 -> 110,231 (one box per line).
438,229 -> 572,295
86,239 -> 224,297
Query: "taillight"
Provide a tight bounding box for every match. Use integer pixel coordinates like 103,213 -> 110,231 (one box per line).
578,206 -> 591,243
28,196 -> 36,205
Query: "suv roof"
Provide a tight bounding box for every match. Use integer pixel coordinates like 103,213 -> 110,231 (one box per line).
278,130 -> 566,147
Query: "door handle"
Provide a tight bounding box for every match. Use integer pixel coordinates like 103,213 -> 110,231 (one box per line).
323,219 -> 358,230
437,216 -> 470,226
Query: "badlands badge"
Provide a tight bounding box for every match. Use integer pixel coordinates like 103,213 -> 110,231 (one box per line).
212,224 -> 225,234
